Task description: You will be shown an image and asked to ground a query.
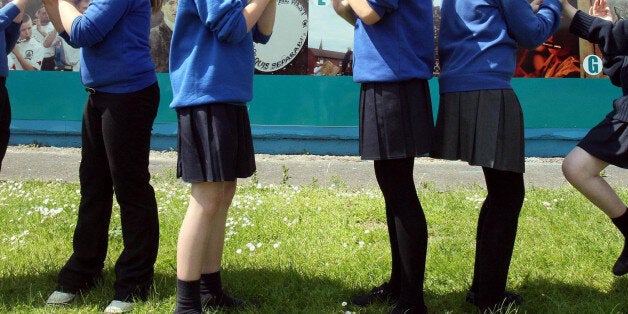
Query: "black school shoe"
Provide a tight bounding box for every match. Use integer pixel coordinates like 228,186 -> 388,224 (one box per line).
465,290 -> 523,309
390,304 -> 428,314
201,291 -> 257,311
352,282 -> 399,306
613,255 -> 628,276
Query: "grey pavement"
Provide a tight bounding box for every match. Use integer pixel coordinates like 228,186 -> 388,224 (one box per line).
1,145 -> 627,190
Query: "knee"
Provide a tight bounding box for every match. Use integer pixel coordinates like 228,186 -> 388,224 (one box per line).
562,156 -> 585,184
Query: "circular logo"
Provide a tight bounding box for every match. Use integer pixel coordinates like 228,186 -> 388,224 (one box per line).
254,0 -> 308,72
583,54 -> 603,76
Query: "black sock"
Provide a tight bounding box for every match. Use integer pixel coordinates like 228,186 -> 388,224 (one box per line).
199,271 -> 222,296
174,279 -> 201,314
611,208 -> 628,257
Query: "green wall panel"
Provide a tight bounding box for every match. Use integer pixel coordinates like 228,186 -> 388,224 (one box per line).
7,71 -> 621,129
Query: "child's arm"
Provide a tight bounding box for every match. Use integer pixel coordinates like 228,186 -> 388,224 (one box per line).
3,0 -> 30,54
332,0 -> 356,25
11,46 -> 39,70
242,0 -> 272,32
41,0 -> 65,33
346,0 -> 379,25
563,0 -> 628,55
255,0 -> 275,36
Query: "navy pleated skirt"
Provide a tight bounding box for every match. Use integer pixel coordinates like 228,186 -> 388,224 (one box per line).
359,79 -> 435,160
176,103 -> 256,183
431,89 -> 525,173
578,111 -> 628,169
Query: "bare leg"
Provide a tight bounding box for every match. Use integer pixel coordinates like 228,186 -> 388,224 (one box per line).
201,180 -> 237,274
562,146 -> 627,218
177,181 -> 236,281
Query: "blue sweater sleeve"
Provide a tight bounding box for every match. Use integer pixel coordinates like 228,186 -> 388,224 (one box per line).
500,0 -> 562,49
59,31 -> 79,48
252,25 -> 270,44
366,0 -> 398,19
0,3 -> 19,29
68,0 -> 129,47
5,22 -> 20,54
195,0 -> 248,44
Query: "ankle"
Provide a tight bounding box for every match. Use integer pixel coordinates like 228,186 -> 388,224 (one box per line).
175,279 -> 201,313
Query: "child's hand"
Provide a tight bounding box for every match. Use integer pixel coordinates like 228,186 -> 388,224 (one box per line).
589,0 -> 613,21
530,0 -> 542,14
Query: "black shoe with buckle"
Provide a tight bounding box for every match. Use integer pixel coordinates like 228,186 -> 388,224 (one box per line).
352,282 -> 399,307
465,290 -> 523,308
201,290 -> 257,311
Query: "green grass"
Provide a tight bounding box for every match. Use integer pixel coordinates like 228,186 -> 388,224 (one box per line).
0,173 -> 626,313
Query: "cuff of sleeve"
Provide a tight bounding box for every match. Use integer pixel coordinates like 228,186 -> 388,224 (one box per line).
4,3 -> 21,21
570,10 -> 596,39
366,0 -> 386,18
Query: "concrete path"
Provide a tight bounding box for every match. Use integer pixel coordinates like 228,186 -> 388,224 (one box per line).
1,146 -> 627,191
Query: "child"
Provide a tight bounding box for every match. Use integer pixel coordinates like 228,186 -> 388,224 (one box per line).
0,0 -> 28,172
434,0 -> 562,311
10,13 -> 44,71
561,0 -> 628,277
332,0 -> 435,312
168,0 -> 276,311
42,0 -> 162,312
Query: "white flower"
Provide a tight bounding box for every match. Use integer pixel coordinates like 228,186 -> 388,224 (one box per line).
341,301 -> 347,307
236,249 -> 243,254
273,242 -> 280,248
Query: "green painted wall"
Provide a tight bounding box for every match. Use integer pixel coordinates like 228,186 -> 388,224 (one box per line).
8,71 -> 620,129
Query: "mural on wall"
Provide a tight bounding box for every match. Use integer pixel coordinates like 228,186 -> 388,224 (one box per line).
513,0 -> 582,78
5,0 -> 620,79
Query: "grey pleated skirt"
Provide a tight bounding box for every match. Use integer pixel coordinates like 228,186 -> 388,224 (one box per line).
176,103 -> 256,183
431,89 -> 525,173
359,79 -> 435,160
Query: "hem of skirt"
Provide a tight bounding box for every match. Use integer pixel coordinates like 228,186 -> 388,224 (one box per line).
577,143 -> 628,169
360,152 -> 428,161
430,155 -> 525,174
178,171 -> 256,183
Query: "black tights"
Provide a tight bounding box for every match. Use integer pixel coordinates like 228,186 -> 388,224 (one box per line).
374,157 -> 428,308
471,167 -> 525,310
0,79 -> 9,172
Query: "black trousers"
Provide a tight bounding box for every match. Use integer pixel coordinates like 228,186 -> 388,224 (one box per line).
0,77 -> 9,172
471,167 -> 525,309
41,56 -> 56,71
57,83 -> 160,301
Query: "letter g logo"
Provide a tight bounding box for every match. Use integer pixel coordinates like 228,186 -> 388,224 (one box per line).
583,54 -> 602,76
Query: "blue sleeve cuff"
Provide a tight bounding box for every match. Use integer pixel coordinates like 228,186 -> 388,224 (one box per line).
0,3 -> 21,27
366,0 -> 396,18
252,25 -> 271,44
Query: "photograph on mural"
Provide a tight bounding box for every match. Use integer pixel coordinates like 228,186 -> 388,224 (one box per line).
5,0 -> 87,72
6,0 -> 624,77
305,0 -> 353,76
254,0 -> 308,74
514,0 -> 581,78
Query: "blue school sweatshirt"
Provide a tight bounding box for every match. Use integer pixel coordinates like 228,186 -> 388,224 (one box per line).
168,0 -> 271,109
352,0 -> 434,83
60,0 -> 156,93
0,3 -> 21,78
438,0 -> 562,93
